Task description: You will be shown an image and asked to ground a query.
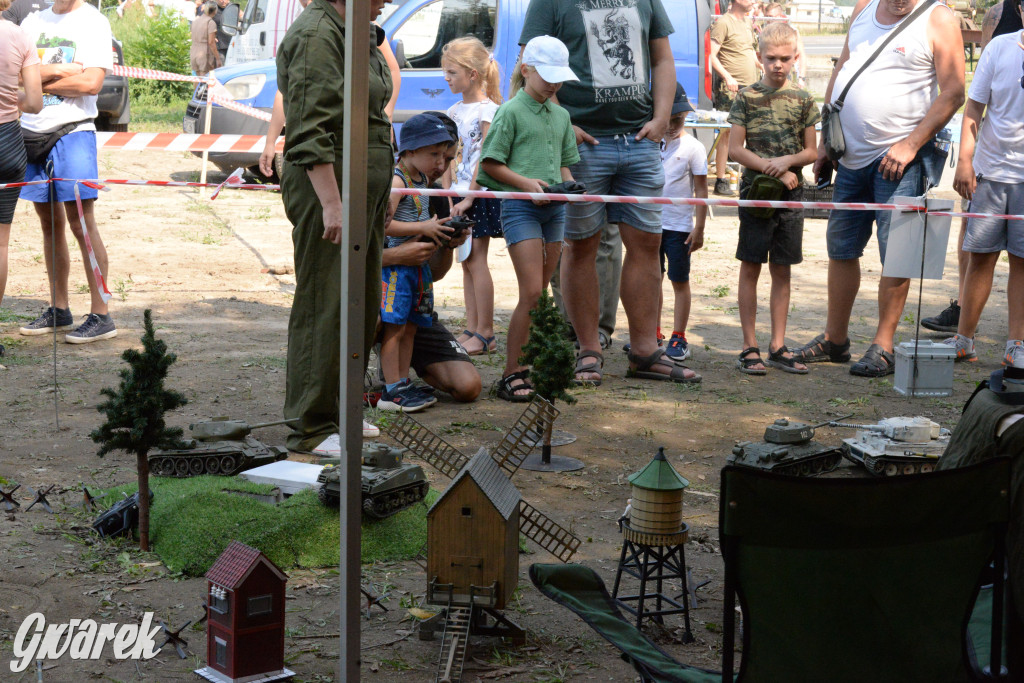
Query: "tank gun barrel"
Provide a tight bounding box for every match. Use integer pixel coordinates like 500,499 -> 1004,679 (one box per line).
829,421 -> 880,431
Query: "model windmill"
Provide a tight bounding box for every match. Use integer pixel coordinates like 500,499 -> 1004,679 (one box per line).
382,397 -> 582,683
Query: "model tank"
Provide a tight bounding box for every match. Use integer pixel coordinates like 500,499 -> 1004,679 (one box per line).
317,443 -> 428,519
149,418 -> 290,478
726,417 -> 847,476
836,416 -> 950,476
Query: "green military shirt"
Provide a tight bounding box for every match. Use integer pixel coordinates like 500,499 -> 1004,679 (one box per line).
727,81 -> 820,181
476,90 -> 580,193
710,13 -> 759,90
276,0 -> 393,167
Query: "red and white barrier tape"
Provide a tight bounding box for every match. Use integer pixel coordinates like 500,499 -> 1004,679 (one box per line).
111,64 -> 213,85
207,94 -> 273,122
72,183 -> 112,304
5,178 -> 1023,220
95,132 -> 282,153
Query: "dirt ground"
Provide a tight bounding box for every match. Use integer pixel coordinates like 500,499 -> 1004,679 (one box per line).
0,148 -> 1009,682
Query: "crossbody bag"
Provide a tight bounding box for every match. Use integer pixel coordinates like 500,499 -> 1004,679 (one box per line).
821,0 -> 935,161
21,120 -> 88,166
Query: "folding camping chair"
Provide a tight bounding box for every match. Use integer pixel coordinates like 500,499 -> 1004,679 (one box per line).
531,458 -> 1012,683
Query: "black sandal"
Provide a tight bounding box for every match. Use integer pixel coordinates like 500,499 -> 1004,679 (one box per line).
765,345 -> 809,375
497,369 -> 534,402
737,347 -> 767,375
793,333 -> 851,364
850,344 -> 895,378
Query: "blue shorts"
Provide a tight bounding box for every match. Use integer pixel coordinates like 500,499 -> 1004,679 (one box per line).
381,263 -> 433,327
660,230 -> 692,283
500,199 -> 565,246
826,152 -> 926,263
20,129 -> 99,203
566,134 -> 664,239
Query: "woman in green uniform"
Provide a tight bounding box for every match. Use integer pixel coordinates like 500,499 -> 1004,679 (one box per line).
277,0 -> 395,453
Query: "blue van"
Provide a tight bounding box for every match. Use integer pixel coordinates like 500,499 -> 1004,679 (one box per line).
184,0 -> 713,176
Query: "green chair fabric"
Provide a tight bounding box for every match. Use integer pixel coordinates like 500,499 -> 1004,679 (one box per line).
720,459 -> 1011,683
528,563 -> 722,683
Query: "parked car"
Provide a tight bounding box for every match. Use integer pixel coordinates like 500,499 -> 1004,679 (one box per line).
185,0 -> 713,177
97,38 -> 131,132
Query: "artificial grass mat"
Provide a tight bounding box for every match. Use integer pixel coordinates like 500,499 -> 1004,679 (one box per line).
96,475 -> 438,576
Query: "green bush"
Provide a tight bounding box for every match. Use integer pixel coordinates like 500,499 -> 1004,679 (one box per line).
111,5 -> 193,106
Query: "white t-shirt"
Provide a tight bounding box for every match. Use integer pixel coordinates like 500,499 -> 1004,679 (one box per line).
20,4 -> 113,134
968,31 -> 1024,183
661,134 -> 708,232
447,99 -> 499,193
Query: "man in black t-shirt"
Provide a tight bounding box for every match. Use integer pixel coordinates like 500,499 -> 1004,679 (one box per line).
1,0 -> 50,23
212,0 -> 238,61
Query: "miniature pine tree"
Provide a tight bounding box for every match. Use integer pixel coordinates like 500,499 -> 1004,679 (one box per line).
520,289 -> 576,462
91,310 -> 187,551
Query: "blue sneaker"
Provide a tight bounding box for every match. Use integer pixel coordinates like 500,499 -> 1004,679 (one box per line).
664,334 -> 691,361
378,379 -> 436,413
65,313 -> 118,344
20,306 -> 74,336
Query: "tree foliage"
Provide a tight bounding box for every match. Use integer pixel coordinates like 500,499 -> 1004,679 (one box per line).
111,6 -> 193,105
92,310 -> 188,457
520,289 -> 576,407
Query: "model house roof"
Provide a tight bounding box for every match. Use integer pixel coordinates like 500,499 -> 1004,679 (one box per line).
629,447 -> 690,491
430,448 -> 521,520
205,540 -> 287,590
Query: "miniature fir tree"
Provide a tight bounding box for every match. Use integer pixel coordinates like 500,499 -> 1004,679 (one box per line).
91,310 -> 187,551
520,289 -> 576,462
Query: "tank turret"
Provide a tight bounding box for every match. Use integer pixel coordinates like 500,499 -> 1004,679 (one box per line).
727,416 -> 850,476
149,418 -> 292,478
836,417 -> 949,476
317,444 -> 429,518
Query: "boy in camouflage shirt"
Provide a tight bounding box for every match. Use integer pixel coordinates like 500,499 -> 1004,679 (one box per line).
727,22 -> 819,376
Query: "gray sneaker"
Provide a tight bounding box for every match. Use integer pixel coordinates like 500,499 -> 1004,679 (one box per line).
65,313 -> 117,344
20,307 -> 74,335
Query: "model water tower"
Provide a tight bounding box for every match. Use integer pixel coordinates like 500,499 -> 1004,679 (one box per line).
628,447 -> 689,534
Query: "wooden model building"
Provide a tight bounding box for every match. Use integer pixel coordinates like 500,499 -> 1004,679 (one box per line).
427,449 -> 521,610
194,540 -> 294,683
383,397 -> 582,683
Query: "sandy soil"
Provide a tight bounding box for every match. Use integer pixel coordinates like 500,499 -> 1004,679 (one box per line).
0,148 -> 1009,682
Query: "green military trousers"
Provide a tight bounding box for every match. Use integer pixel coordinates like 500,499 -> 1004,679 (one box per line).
282,145 -> 393,452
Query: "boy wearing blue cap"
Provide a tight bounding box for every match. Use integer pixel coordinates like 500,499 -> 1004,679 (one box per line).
379,114 -> 456,412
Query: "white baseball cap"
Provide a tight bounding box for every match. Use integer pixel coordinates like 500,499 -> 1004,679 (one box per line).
522,35 -> 578,84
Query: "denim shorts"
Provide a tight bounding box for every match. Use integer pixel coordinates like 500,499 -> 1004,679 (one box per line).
21,130 -> 99,203
964,178 -> 1024,257
660,230 -> 692,283
380,263 -> 433,327
566,134 -> 665,240
500,199 -> 565,246
826,152 -> 926,263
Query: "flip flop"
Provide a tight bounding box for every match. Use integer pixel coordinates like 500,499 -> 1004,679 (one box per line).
627,348 -> 701,384
574,350 -> 604,386
464,331 -> 496,356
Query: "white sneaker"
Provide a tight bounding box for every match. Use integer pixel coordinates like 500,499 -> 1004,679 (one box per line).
312,433 -> 341,457
1005,340 -> 1024,369
941,334 -> 977,362
363,420 -> 380,438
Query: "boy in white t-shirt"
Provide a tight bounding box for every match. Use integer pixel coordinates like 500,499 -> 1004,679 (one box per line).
17,0 -> 117,344
944,29 -> 1024,368
659,84 -> 707,361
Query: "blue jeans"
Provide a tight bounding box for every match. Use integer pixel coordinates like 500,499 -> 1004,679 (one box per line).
567,134 -> 665,239
826,153 -> 926,264
500,199 -> 565,245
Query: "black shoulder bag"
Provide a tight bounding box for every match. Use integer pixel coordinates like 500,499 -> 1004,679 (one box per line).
21,121 -> 88,166
821,0 -> 935,162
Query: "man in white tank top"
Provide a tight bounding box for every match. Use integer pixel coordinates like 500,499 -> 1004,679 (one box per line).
792,0 -> 964,377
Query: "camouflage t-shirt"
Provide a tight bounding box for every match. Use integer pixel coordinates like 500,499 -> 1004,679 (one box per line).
727,81 -> 820,181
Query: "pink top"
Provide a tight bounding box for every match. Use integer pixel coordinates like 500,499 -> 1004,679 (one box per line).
0,19 -> 40,124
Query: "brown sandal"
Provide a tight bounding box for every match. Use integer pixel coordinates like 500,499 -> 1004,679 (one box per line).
627,348 -> 701,384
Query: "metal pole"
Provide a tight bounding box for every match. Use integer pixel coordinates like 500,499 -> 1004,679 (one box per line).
341,1 -> 370,680
199,91 -> 213,198
818,0 -> 822,31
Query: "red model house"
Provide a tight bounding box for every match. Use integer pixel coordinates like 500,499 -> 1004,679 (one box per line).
194,541 -> 294,683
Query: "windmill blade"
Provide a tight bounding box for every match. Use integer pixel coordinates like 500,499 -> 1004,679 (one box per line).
382,414 -> 469,479
490,396 -> 559,477
519,500 -> 581,563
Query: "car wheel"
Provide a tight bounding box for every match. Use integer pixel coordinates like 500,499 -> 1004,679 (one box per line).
110,123 -> 129,133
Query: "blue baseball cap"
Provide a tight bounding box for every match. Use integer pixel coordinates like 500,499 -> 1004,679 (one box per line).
398,114 -> 455,153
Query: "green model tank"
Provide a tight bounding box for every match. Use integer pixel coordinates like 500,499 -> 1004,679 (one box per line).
837,416 -> 950,476
149,418 -> 290,478
317,443 -> 428,519
726,417 -> 846,476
